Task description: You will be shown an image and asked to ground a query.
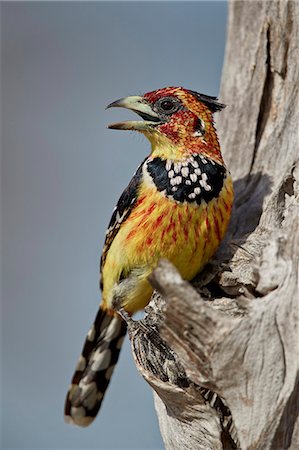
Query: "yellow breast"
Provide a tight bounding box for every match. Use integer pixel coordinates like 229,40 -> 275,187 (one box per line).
102,175 -> 233,314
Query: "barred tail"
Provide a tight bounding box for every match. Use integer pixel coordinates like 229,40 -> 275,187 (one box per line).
64,306 -> 127,427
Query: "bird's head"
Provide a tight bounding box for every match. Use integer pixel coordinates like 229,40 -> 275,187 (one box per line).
107,87 -> 225,162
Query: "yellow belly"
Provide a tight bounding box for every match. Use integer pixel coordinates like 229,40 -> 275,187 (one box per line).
102,176 -> 233,314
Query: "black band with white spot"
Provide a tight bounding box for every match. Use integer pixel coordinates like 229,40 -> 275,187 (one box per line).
146,154 -> 226,204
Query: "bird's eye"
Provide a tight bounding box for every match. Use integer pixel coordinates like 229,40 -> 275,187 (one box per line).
160,100 -> 175,111
155,97 -> 180,115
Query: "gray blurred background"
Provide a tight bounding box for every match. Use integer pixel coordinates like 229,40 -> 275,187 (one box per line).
1,2 -> 227,449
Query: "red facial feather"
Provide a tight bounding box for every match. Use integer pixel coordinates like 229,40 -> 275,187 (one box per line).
143,87 -> 181,103
144,86 -> 223,162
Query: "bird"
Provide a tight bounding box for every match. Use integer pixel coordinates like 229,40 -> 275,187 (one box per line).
64,86 -> 233,427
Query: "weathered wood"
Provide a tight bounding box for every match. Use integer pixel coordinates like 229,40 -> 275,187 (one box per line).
122,1 -> 299,448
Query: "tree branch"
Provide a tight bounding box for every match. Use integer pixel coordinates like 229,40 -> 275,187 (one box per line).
121,1 -> 299,448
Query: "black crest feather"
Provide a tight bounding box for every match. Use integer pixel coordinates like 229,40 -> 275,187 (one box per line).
188,89 -> 226,113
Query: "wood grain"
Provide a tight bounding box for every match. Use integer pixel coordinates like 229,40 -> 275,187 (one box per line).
120,1 -> 299,448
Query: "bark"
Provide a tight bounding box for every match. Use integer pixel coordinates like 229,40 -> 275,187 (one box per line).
121,1 -> 299,449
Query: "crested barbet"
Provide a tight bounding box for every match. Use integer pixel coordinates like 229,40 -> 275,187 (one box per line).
64,86 -> 234,426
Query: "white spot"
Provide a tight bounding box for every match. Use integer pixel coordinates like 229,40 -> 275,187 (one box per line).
64,415 -> 74,425
188,193 -> 196,199
87,325 -> 96,341
181,167 -> 189,177
210,392 -> 218,407
172,186 -> 178,192
201,157 -> 208,164
101,316 -> 123,342
193,130 -> 202,137
67,384 -> 79,402
194,187 -> 201,195
195,168 -> 202,175
191,159 -> 199,168
76,355 -> 86,372
186,180 -> 191,185
168,170 -> 175,179
70,406 -> 86,418
174,176 -> 182,185
80,382 -> 98,409
166,160 -> 172,171
202,173 -> 208,181
116,211 -> 120,222
173,162 -> 181,173
199,179 -> 212,191
190,173 -> 197,182
90,348 -> 112,371
65,413 -> 93,427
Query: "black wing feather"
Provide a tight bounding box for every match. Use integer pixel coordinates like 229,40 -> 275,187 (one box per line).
99,160 -> 145,290
187,89 -> 226,113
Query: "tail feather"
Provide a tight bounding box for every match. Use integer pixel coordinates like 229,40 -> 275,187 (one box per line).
64,307 -> 127,427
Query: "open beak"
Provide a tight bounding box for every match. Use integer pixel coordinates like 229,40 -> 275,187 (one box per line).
106,96 -> 161,130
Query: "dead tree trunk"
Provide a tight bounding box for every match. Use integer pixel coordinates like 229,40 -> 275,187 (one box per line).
121,1 -> 299,449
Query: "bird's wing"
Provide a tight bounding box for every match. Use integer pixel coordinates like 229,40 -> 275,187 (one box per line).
99,159 -> 146,290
